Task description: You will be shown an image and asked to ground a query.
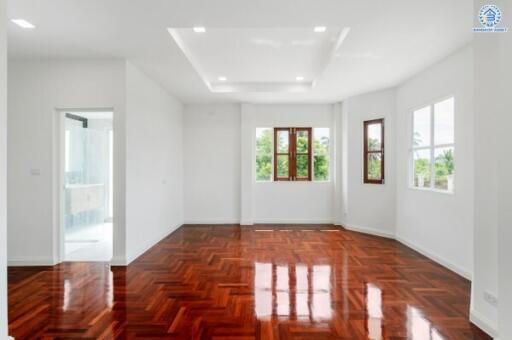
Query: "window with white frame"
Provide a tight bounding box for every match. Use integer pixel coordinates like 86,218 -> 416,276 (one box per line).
410,97 -> 455,192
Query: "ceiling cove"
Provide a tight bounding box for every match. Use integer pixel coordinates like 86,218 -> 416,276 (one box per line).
167,27 -> 350,93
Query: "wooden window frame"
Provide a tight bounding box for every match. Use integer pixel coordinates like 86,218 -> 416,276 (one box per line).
363,119 -> 385,184
273,127 -> 312,181
274,128 -> 292,181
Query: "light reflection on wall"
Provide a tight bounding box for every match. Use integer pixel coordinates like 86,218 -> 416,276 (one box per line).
254,262 -> 332,320
366,283 -> 383,340
407,306 -> 445,340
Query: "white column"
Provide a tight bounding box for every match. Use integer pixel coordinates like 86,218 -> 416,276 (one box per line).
332,102 -> 343,225
0,0 -> 9,337
240,104 -> 254,225
471,1 -> 510,338
497,1 -> 512,338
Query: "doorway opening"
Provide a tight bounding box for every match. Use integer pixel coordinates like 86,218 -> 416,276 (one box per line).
61,110 -> 113,261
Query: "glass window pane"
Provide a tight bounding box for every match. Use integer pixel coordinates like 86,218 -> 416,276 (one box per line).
256,154 -> 272,181
413,149 -> 431,188
314,128 -> 330,181
434,97 -> 454,145
368,123 -> 382,151
256,128 -> 272,155
367,153 -> 382,180
277,130 -> 289,153
255,128 -> 272,181
413,106 -> 431,147
296,154 -> 309,178
277,155 -> 289,178
296,130 -> 309,153
434,147 -> 454,191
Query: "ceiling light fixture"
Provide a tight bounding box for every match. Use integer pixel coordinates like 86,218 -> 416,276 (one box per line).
11,19 -> 35,29
314,26 -> 327,33
218,76 -> 227,81
296,76 -> 304,81
193,27 -> 206,33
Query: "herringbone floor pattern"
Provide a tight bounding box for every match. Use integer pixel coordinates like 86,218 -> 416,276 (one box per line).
8,225 -> 490,339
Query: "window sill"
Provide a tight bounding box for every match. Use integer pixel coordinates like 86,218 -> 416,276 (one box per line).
363,181 -> 385,185
255,180 -> 331,184
408,186 -> 454,195
362,182 -> 387,187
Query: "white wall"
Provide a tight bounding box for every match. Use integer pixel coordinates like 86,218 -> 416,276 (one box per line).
183,103 -> 336,225
394,45 -> 474,280
496,9 -> 512,336
0,0 -> 8,336
242,104 -> 335,224
340,88 -> 396,237
472,1 -> 511,338
183,104 -> 241,223
7,60 -> 127,265
7,59 -> 184,267
471,34 -> 499,335
125,62 -> 184,263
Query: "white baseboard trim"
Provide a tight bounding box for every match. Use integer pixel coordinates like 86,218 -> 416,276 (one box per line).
342,223 -> 395,239
470,308 -> 498,338
184,219 -> 341,226
340,222 -> 473,282
125,223 -> 182,265
183,220 -> 240,225
252,219 -> 335,224
109,256 -> 128,266
395,235 -> 472,280
8,258 -> 55,266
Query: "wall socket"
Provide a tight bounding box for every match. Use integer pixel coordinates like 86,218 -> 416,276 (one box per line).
483,290 -> 498,307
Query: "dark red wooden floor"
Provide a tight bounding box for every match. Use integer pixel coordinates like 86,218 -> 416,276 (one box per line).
8,225 -> 490,339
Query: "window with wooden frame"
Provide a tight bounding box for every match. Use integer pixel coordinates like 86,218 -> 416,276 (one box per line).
274,127 -> 312,181
363,119 -> 385,184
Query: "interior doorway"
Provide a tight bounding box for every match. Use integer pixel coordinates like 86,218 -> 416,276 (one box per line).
61,110 -> 113,261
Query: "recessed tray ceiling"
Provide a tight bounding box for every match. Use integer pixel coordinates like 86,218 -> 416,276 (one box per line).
168,27 -> 350,93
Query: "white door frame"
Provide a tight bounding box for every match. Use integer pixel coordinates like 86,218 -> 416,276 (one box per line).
55,108 -> 114,263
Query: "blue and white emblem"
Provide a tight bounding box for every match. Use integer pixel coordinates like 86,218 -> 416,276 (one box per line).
474,4 -> 508,32
479,4 -> 502,28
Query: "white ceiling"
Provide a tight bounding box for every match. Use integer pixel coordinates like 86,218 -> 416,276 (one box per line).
7,0 -> 473,103
168,27 -> 350,93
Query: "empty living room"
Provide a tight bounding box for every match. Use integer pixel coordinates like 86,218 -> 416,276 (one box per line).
0,0 -> 511,339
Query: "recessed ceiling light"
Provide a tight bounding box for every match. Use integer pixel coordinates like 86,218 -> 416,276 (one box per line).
11,19 -> 35,29
314,26 -> 327,33
193,27 -> 206,33
218,76 -> 227,82
296,76 -> 305,81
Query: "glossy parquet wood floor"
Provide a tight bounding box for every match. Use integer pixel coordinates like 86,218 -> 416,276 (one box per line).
8,225 -> 491,339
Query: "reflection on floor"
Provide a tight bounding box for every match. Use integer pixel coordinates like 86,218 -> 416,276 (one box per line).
65,222 -> 112,261
8,225 -> 491,339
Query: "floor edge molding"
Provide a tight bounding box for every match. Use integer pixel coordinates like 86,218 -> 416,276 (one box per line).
7,259 -> 55,267
341,223 -> 395,239
470,308 -> 499,338
395,235 -> 471,280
